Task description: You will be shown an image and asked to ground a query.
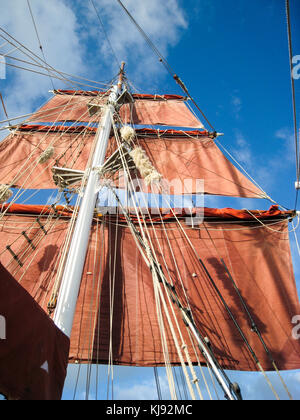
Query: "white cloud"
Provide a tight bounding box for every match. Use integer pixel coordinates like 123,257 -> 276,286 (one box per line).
0,0 -> 87,139
275,127 -> 296,165
68,0 -> 188,88
231,95 -> 242,119
0,0 -> 188,139
234,130 -> 253,169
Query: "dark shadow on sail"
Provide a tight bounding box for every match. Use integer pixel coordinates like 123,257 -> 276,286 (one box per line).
190,261 -> 246,370
207,256 -> 268,335
234,226 -> 300,368
91,222 -> 125,365
38,245 -> 59,272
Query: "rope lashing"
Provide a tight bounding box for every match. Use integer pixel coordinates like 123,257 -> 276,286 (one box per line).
129,146 -> 162,186
38,146 -> 54,163
0,185 -> 13,203
120,125 -> 135,142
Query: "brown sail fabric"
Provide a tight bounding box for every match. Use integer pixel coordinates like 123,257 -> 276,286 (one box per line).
125,130 -> 266,198
0,126 -> 115,189
28,91 -> 204,128
0,262 -> 69,400
69,217 -> 300,371
0,126 -> 265,197
0,208 -> 299,371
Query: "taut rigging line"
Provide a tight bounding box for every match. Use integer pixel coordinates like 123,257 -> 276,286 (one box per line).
198,259 -> 280,401
219,258 -> 293,400
107,184 -> 242,401
115,0 -> 216,132
0,27 -> 110,91
26,0 -> 55,90
285,0 -> 300,209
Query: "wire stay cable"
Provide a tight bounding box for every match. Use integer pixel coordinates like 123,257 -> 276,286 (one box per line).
115,0 -> 216,131
285,0 -> 300,209
3,54 -> 110,87
90,0 -> 121,70
26,0 -> 55,90
0,27 -> 109,90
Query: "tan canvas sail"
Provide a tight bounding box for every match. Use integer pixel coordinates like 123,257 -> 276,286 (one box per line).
0,126 -> 265,198
128,129 -> 266,198
0,205 -> 298,372
0,125 -> 115,189
28,90 -> 204,128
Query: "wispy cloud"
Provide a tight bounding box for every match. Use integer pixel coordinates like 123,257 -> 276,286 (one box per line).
231,95 -> 242,120
0,0 -> 87,140
221,125 -> 298,205
72,0 -> 188,88
233,129 -> 253,169
0,0 -> 188,139
275,127 -> 296,166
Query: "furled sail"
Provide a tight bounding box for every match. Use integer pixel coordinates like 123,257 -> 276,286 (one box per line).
0,125 -> 266,198
0,262 -> 69,400
28,90 -> 204,128
0,205 -> 299,372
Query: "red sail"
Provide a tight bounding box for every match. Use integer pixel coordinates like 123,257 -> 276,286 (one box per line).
0,206 -> 299,371
128,130 -> 266,198
0,126 -> 113,189
0,126 -> 265,198
28,90 -> 204,128
0,262 -> 69,400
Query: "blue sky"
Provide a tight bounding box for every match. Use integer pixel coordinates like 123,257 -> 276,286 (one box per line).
0,0 -> 300,401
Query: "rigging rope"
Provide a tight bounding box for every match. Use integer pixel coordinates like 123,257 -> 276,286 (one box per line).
107,146 -> 194,399
154,367 -> 163,400
0,59 -> 105,91
151,189 -> 286,400
115,0 -> 216,131
0,29 -> 76,90
0,93 -> 11,127
110,120 -> 241,400
111,123 -> 186,399
26,0 -> 55,90
2,54 -> 110,87
90,0 -> 120,70
0,27 -> 110,91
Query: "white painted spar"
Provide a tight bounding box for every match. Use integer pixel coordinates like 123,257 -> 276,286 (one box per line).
53,83 -> 121,337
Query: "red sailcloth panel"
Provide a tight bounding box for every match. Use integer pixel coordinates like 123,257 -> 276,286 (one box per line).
0,209 -> 299,372
0,127 -> 264,197
0,262 -> 69,400
121,99 -> 204,128
127,133 -> 266,198
28,92 -> 203,128
75,217 -> 299,372
0,126 -> 115,189
28,93 -> 94,123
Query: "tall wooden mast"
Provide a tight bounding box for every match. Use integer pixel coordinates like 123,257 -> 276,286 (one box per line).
53,63 -> 126,337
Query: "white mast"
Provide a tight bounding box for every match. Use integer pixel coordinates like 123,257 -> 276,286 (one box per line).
53,63 -> 125,337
